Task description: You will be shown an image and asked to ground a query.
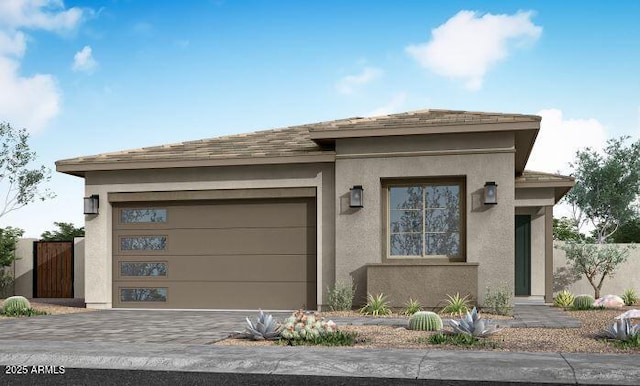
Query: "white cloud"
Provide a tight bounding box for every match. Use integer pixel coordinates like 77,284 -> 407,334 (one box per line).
0,30 -> 26,57
526,109 -> 608,174
0,0 -> 87,132
72,45 -> 97,72
0,57 -> 60,132
406,10 -> 542,90
0,0 -> 83,32
366,92 -> 407,117
336,67 -> 383,95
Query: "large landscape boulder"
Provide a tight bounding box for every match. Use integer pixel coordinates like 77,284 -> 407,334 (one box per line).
616,309 -> 640,319
593,295 -> 625,309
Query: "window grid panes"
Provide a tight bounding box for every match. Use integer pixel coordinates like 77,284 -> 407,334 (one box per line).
389,184 -> 461,257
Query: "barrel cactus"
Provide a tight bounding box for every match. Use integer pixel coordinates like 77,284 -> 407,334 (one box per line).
408,311 -> 443,331
573,295 -> 595,310
553,290 -> 575,308
2,296 -> 31,313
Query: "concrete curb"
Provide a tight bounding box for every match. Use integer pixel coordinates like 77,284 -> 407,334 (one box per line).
0,340 -> 638,385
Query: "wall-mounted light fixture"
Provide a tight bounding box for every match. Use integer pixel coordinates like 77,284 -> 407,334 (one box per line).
84,194 -> 100,215
484,181 -> 498,205
349,185 -> 364,208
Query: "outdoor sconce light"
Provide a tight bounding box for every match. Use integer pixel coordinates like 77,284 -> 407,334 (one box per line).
484,181 -> 498,205
349,185 -> 364,208
84,194 -> 99,215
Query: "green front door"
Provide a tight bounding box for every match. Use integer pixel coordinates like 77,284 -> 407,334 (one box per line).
515,215 -> 531,296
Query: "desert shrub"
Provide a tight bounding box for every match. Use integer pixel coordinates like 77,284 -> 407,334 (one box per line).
421,333 -> 498,348
441,293 -> 471,316
483,283 -> 512,316
1,308 -> 47,317
554,290 -> 575,308
279,330 -> 358,346
359,293 -> 391,316
327,280 -> 355,311
621,288 -> 638,306
402,298 -> 422,316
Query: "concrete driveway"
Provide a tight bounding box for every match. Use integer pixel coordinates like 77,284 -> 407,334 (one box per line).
0,310 -> 291,345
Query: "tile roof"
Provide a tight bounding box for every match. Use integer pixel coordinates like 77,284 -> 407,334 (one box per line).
56,109 -> 540,167
517,170 -> 575,184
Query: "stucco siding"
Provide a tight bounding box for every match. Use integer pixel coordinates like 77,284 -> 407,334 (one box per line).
83,162 -> 335,309
334,133 -> 516,306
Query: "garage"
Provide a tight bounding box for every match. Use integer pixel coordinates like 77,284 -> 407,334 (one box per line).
111,196 -> 316,309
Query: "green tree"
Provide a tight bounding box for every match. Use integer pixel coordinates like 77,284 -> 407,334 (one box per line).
603,217 -> 640,243
0,227 -> 24,294
558,243 -> 631,299
553,217 -> 586,241
557,136 -> 640,298
565,136 -> 640,243
40,222 -> 85,241
0,122 -> 54,219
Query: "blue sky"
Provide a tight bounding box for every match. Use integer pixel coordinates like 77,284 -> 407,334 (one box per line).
1,0 -> 639,236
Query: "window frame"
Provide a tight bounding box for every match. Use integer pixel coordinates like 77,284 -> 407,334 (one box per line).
383,177 -> 466,262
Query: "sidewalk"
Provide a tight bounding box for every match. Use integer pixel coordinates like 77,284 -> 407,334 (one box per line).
0,339 -> 637,385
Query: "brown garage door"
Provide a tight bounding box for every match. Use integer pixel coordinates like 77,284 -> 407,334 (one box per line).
112,198 -> 316,309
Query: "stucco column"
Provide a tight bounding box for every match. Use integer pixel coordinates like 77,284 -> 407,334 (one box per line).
544,205 -> 554,303
84,187 -> 112,309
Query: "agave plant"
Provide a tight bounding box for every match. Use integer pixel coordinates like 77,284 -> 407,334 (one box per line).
449,307 -> 500,338
553,290 -> 575,308
402,298 -> 423,316
621,288 -> 638,306
441,293 -> 470,316
359,293 -> 391,316
235,310 -> 282,340
598,318 -> 640,341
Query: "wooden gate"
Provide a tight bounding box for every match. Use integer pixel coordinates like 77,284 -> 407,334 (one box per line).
33,241 -> 74,298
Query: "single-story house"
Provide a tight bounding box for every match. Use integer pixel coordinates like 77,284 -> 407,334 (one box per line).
56,109 -> 574,310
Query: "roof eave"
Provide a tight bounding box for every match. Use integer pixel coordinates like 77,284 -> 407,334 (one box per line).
55,153 -> 336,178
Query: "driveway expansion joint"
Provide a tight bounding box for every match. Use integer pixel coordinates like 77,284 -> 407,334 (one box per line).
558,352 -> 579,385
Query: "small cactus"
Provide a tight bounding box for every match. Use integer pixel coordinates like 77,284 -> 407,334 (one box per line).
2,296 -> 31,313
553,290 -> 575,308
281,310 -> 336,341
573,295 -> 595,310
408,311 -> 443,331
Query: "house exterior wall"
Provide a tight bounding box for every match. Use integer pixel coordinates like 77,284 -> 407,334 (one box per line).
11,238 -> 37,298
83,163 -> 335,309
333,133 -> 516,306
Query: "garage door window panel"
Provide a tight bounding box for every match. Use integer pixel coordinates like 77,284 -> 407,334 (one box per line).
120,288 -> 167,302
120,236 -> 167,251
121,209 -> 167,224
121,262 -> 167,276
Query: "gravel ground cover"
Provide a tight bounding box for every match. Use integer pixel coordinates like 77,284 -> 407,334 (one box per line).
215,307 -> 640,354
